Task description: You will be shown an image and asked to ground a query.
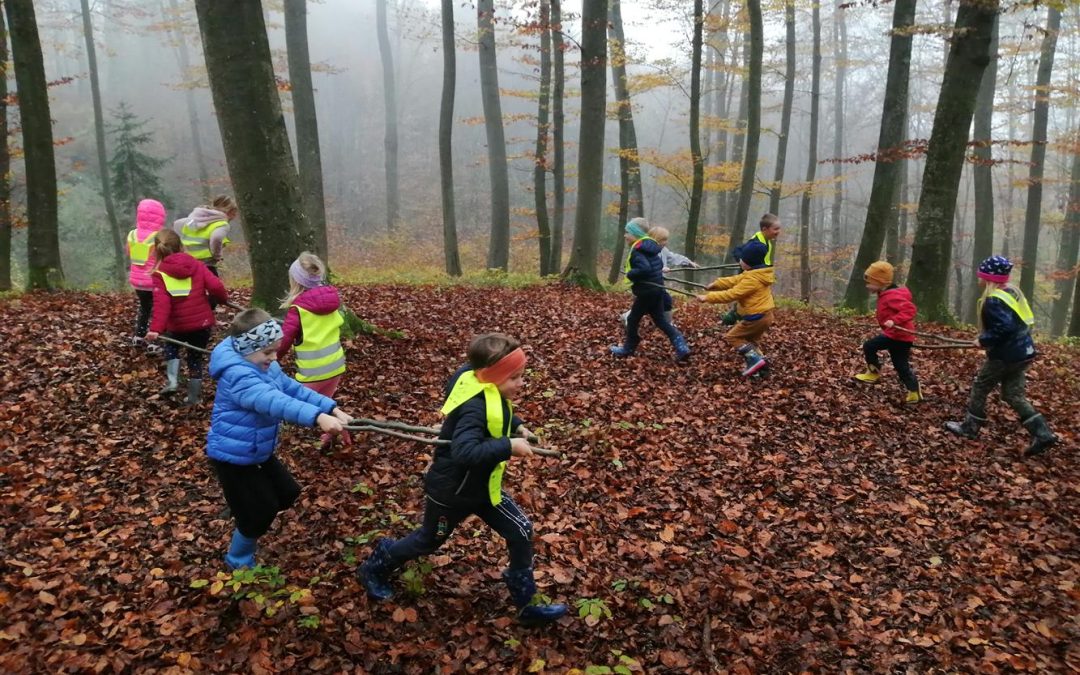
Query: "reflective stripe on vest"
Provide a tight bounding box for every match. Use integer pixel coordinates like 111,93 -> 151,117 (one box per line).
440,370 -> 512,506
180,219 -> 230,261
754,231 -> 774,266
292,306 -> 346,382
623,236 -> 658,273
980,287 -> 1035,327
160,272 -> 192,297
127,230 -> 156,265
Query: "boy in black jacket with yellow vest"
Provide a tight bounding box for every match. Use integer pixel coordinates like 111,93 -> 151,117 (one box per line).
357,334 -> 567,625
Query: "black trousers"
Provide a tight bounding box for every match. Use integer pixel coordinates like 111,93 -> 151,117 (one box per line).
134,290 -> 154,337
625,291 -> 683,349
386,492 -> 534,571
209,456 -> 301,539
163,327 -> 212,377
863,333 -> 919,391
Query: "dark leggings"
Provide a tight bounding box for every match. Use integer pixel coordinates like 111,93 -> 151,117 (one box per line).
205,265 -> 220,309
210,456 -> 301,539
134,290 -> 153,337
625,291 -> 683,349
163,327 -> 212,377
863,334 -> 919,391
967,358 -> 1037,421
386,492 -> 534,571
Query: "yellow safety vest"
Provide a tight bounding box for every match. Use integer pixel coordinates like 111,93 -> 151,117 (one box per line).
127,230 -> 156,265
180,219 -> 230,261
292,306 -> 346,382
979,287 -> 1035,327
159,272 -> 192,297
440,370 -> 512,506
754,231 -> 774,267
623,236 -> 658,273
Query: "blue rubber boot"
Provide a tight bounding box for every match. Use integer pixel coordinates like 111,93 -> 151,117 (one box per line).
357,538 -> 399,601
609,344 -> 635,357
738,344 -> 767,377
224,530 -> 257,570
672,335 -> 691,362
502,567 -> 567,626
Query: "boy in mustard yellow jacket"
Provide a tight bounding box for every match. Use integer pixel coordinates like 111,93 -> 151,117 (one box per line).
696,239 -> 776,376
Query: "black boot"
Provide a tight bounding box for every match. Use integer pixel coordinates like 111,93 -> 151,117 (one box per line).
502,567 -> 567,626
1021,414 -> 1058,457
356,538 -> 399,601
945,413 -> 985,440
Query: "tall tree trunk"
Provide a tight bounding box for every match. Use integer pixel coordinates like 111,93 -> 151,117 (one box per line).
564,0 -> 606,288
1051,136 -> 1080,334
376,0 -> 400,233
768,0 -> 794,217
439,0 -> 462,276
830,4 -> 846,256
1018,5 -> 1061,301
841,0 -> 915,310
1070,232 -> 1080,335
80,0 -> 124,287
967,16 -> 998,324
714,23 -> 736,235
193,0 -> 303,308
729,0 -> 761,250
284,0 -> 327,258
908,0 -> 998,322
550,0 -> 565,272
534,0 -> 553,276
606,0 -> 644,285
0,11 -> 10,291
684,0 -> 704,259
166,0 -> 211,204
478,0 -> 510,270
5,0 -> 62,290
725,24 -> 749,241
799,2 -> 820,303
896,156 -> 909,276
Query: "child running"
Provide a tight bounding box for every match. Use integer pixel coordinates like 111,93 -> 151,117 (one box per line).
207,308 -> 353,569
127,198 -> 166,353
357,333 -> 568,626
853,261 -> 923,403
278,252 -> 350,450
619,223 -> 698,328
945,256 -> 1058,457
145,229 -> 229,404
175,195 -> 236,278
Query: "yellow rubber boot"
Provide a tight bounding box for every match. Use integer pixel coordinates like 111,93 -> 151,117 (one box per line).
905,386 -> 924,404
854,364 -> 880,383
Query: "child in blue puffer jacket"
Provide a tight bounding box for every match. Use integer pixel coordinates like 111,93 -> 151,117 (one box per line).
207,308 -> 354,569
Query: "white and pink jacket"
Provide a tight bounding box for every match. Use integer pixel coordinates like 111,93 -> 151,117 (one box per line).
127,199 -> 167,290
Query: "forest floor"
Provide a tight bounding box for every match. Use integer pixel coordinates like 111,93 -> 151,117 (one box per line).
1,284 -> 1078,674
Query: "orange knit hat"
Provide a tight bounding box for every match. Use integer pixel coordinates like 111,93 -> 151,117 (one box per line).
864,261 -> 894,286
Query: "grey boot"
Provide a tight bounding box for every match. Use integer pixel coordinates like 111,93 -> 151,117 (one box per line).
1021,414 -> 1058,457
185,378 -> 203,406
159,359 -> 180,394
944,413 -> 985,440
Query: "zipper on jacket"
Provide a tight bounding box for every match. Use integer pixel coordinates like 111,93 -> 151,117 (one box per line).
454,471 -> 471,495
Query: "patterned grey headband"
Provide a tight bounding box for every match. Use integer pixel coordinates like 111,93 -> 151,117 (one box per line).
233,319 -> 283,356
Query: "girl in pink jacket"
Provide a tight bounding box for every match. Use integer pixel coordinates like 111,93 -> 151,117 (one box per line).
127,199 -> 167,350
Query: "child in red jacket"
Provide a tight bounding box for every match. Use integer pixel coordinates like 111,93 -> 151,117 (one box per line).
145,229 -> 230,404
853,261 -> 922,403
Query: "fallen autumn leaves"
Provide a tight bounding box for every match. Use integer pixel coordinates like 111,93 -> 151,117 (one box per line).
0,285 -> 1077,673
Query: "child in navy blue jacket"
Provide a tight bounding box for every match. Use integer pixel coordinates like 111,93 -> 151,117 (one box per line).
207,308 -> 353,569
357,333 -> 568,626
945,256 -> 1058,457
610,220 -> 691,361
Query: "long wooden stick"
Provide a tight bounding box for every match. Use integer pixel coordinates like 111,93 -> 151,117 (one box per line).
157,335 -> 211,354
640,281 -> 697,297
663,276 -> 709,289
667,264 -> 740,273
351,417 -> 541,444
912,343 -> 979,350
889,324 -> 972,345
345,425 -> 561,457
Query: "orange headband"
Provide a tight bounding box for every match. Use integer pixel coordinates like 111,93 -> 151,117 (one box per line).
476,348 -> 527,385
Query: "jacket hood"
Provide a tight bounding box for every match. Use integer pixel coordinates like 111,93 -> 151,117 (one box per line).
158,252 -> 202,279
186,207 -> 230,228
880,285 -> 912,302
745,266 -> 776,285
210,338 -> 259,380
136,199 -> 166,235
292,285 -> 341,314
634,238 -> 663,256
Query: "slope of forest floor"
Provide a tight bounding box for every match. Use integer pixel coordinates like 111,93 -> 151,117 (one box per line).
1,284 -> 1077,674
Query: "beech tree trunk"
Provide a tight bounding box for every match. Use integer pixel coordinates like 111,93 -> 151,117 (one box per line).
1051,138 -> 1080,334
1018,5 -> 1061,301
5,0 -> 63,290
769,0 -> 794,217
376,0 -> 400,233
193,0 -> 303,308
0,11 -> 10,291
799,3 -> 820,303
477,0 -> 510,270
684,0 -> 704,259
550,0 -> 565,272
439,0 -> 462,276
967,16 -> 998,324
908,0 -> 998,322
729,0 -> 761,250
830,4 -> 846,256
725,25 -> 749,243
841,0 -> 915,311
284,0 -> 327,258
534,0 -> 553,276
563,0 -> 606,288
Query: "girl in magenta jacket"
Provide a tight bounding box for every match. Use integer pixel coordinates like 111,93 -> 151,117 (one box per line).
127,199 -> 166,349
145,229 -> 229,404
